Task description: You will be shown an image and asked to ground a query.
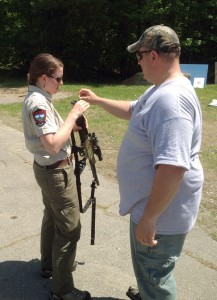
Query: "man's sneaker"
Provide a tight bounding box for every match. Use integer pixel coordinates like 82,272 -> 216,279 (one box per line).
49,287 -> 91,300
41,261 -> 78,278
126,286 -> 142,300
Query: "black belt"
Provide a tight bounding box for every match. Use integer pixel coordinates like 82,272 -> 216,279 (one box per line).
34,157 -> 71,169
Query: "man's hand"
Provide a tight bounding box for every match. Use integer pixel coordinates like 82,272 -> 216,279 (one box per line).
136,217 -> 158,247
79,89 -> 99,104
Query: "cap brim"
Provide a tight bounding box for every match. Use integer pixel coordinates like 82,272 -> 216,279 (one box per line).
127,41 -> 140,53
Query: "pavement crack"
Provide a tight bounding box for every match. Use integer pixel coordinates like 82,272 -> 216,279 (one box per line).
0,233 -> 40,250
184,249 -> 217,272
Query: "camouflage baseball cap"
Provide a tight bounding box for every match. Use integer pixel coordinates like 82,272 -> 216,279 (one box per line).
127,25 -> 181,53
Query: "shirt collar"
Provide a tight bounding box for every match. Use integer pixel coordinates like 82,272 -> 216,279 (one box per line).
28,85 -> 52,102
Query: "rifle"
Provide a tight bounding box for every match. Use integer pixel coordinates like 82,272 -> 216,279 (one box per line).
71,103 -> 102,245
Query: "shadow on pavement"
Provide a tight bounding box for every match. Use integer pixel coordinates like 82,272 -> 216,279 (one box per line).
92,298 -> 126,300
0,259 -> 126,300
0,258 -> 51,300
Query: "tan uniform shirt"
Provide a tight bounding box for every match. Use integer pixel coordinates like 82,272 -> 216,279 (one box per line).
22,85 -> 71,166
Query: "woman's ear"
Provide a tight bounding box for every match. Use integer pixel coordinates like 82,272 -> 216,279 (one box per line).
41,74 -> 47,81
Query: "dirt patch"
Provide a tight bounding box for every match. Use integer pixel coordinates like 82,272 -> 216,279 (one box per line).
123,72 -> 149,85
0,87 -> 71,104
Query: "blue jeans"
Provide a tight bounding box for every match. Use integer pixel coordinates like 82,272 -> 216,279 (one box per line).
130,218 -> 187,300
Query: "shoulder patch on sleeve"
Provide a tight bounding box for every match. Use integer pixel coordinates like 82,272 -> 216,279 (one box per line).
32,109 -> 46,126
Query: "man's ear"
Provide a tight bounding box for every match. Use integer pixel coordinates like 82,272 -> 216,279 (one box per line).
151,50 -> 159,63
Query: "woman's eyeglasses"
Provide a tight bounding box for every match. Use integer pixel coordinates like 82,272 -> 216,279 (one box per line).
47,75 -> 63,83
136,50 -> 152,61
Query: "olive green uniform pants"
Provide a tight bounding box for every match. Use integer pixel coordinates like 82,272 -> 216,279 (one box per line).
33,162 -> 81,295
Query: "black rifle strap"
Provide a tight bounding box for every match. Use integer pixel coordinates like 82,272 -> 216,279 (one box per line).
70,131 -> 83,213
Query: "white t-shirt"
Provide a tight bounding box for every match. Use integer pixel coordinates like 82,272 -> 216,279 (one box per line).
117,77 -> 204,234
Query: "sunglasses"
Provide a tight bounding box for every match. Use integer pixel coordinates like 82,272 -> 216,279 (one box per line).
136,50 -> 152,61
47,75 -> 63,83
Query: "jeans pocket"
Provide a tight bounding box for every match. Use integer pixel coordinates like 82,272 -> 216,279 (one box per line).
139,253 -> 175,285
136,242 -> 175,286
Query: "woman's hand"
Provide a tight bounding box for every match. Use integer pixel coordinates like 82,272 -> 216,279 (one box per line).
70,99 -> 90,120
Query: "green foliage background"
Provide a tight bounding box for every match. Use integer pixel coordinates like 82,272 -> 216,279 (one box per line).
0,0 -> 216,82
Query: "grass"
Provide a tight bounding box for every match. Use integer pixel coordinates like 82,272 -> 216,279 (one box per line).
0,78 -> 217,241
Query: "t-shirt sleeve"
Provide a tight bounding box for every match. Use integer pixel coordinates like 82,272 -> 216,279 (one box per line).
130,100 -> 138,112
147,93 -> 194,170
151,117 -> 193,170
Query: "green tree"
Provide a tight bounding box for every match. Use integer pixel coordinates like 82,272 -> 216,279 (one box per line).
0,0 -> 216,82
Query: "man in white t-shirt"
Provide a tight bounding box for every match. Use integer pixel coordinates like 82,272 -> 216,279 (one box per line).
79,25 -> 204,300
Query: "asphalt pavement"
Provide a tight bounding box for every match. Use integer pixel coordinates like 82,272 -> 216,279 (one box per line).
0,120 -> 217,300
